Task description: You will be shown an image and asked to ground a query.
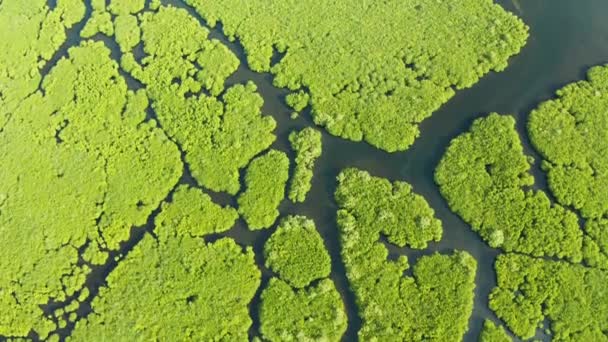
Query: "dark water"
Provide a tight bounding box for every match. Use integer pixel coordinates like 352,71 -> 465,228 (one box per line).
22,0 -> 608,340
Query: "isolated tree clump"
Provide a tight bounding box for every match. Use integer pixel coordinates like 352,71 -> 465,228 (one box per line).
335,169 -> 476,340
124,6 -> 276,194
336,168 -> 442,250
260,215 -> 346,341
0,40 -> 182,338
238,150 -> 290,229
70,187 -> 260,340
528,65 -> 608,220
285,90 -> 310,112
264,215 -> 331,288
490,253 -> 608,340
288,128 -> 323,202
259,278 -> 347,342
479,320 -> 511,342
435,113 -> 583,261
185,0 -> 528,152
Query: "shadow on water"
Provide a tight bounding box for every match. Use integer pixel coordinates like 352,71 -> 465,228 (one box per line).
11,0 -> 608,341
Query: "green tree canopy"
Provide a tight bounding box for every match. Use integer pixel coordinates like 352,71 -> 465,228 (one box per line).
184,0 -> 528,152
264,215 -> 331,288
70,187 -> 259,341
436,114 -> 583,261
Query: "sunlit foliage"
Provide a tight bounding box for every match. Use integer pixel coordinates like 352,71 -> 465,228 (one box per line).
259,278 -> 346,342
185,0 -> 527,152
125,6 -> 276,194
70,187 -> 260,340
336,168 -> 442,249
479,320 -> 511,342
264,216 -> 331,288
528,65 -> 608,219
490,253 -> 608,340
0,40 -> 181,338
436,114 -> 583,261
288,128 -> 322,203
336,168 -> 476,340
238,150 -> 290,229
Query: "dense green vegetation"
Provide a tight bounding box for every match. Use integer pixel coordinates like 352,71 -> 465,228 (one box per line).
185,0 -> 528,152
336,168 -> 442,249
479,320 -> 511,342
70,186 -> 260,340
259,278 -> 346,341
528,65 -> 608,219
238,150 -> 290,229
436,114 -> 583,261
437,69 -> 608,339
260,215 -> 346,341
7,0 -> 608,340
490,253 -> 608,340
125,6 -> 277,195
285,91 -> 310,112
0,40 -> 182,338
264,216 -> 331,288
336,169 -> 476,340
288,128 -> 322,203
583,219 -> 608,269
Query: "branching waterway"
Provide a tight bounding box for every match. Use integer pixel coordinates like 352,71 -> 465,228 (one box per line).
5,0 -> 608,341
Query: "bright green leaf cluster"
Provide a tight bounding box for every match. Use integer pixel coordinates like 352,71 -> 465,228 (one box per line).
70,189 -> 258,340
435,114 -> 583,261
185,0 -> 528,152
336,168 -> 442,250
479,320 -> 511,342
490,253 -> 608,340
108,0 -> 145,16
288,128 -> 322,203
583,219 -> 608,269
155,185 -> 238,240
0,0 -> 85,130
260,215 -> 345,341
125,6 -> 276,194
259,278 -> 347,342
71,216 -> 260,341
335,168 -> 476,340
0,39 -> 181,338
285,90 -> 310,112
238,150 -> 290,229
114,14 -> 141,53
264,215 -> 331,288
528,65 -> 608,220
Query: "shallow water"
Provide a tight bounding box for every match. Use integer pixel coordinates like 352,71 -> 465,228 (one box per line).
31,0 -> 608,340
